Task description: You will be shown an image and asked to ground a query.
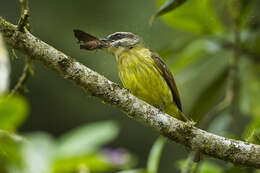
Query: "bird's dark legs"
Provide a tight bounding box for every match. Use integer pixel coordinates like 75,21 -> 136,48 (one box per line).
159,102 -> 165,113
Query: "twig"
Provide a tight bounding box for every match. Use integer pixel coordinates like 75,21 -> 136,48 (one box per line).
181,151 -> 198,173
1,17 -> 260,168
19,0 -> 29,11
227,0 -> 241,132
9,0 -> 32,96
9,57 -> 33,97
17,9 -> 29,32
17,0 -> 30,32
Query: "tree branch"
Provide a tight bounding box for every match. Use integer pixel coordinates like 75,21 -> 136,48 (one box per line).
1,17 -> 260,168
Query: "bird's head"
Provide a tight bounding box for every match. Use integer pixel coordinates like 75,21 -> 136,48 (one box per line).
101,32 -> 142,53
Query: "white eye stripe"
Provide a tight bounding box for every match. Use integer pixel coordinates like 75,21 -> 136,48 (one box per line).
108,32 -> 136,40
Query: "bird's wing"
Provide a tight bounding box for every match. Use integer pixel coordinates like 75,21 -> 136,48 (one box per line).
73,29 -> 99,42
151,52 -> 182,111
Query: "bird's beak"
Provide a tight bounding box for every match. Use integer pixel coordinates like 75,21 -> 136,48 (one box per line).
100,37 -> 113,42
100,38 -> 113,48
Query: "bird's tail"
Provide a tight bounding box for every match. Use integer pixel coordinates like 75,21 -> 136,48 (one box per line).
179,111 -> 191,122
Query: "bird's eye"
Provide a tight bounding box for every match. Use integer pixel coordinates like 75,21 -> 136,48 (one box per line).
108,33 -> 135,41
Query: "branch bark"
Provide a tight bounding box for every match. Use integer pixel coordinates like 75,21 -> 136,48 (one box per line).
1,17 -> 260,168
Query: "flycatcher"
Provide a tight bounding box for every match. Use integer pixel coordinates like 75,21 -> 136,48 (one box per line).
74,30 -> 189,122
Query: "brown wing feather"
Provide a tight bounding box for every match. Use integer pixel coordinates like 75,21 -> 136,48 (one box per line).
151,52 -> 182,111
73,29 -> 99,42
73,29 -> 108,50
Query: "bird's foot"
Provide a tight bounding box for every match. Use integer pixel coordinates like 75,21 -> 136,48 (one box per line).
159,102 -> 165,113
186,120 -> 196,126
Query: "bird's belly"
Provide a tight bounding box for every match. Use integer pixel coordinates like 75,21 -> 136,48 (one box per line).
118,56 -> 174,112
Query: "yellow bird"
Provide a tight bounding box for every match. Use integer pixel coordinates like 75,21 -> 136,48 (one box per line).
74,30 -> 188,122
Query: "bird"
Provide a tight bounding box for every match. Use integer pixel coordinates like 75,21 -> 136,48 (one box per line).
73,30 -> 189,122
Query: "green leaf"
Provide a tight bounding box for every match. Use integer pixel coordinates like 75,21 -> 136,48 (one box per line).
21,132 -> 56,173
198,161 -> 223,173
246,129 -> 260,145
52,153 -> 116,173
243,117 -> 260,145
52,148 -> 137,173
156,0 -> 224,35
0,130 -> 24,172
0,130 -> 23,162
0,96 -> 29,131
56,121 -> 119,158
147,136 -> 167,173
152,0 -> 187,21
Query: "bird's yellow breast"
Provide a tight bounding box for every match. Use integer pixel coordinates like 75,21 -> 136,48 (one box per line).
115,47 -> 179,117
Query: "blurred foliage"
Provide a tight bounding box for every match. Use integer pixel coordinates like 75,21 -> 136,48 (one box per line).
156,0 -> 224,35
177,160 -> 223,173
1,0 -> 260,172
243,118 -> 260,145
0,96 -> 28,131
0,114 -> 136,173
151,0 -> 187,23
56,121 -> 119,158
0,93 -> 136,173
0,98 -> 166,173
146,137 -> 166,173
0,131 -> 24,173
224,165 -> 251,173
